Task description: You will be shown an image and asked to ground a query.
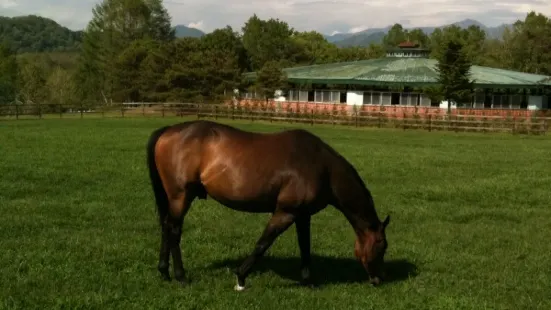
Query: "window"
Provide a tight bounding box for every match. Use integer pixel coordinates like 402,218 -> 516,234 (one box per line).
288,90 -> 299,101
381,93 -> 391,105
473,93 -> 485,108
510,95 -> 523,109
363,92 -> 373,104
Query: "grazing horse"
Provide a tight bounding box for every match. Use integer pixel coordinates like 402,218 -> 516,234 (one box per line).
146,120 -> 390,291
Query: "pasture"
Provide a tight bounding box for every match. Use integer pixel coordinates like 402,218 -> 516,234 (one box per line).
1,117 -> 550,309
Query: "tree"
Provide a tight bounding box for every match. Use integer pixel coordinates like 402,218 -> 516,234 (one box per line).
0,44 -> 18,104
463,25 -> 487,64
291,31 -> 339,65
435,39 -> 474,114
337,44 -> 385,62
112,39 -> 156,102
429,25 -> 487,65
144,0 -> 176,42
46,66 -> 76,108
254,61 -> 288,101
407,28 -> 430,47
382,24 -> 407,48
17,58 -> 48,105
75,0 -> 174,102
199,26 -> 249,100
163,37 -> 205,101
501,12 -> 551,75
138,42 -> 173,102
242,15 -> 298,71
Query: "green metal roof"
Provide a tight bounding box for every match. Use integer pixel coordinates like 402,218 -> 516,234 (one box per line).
244,57 -> 551,89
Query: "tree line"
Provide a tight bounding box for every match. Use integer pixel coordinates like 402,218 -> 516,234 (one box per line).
0,0 -> 550,108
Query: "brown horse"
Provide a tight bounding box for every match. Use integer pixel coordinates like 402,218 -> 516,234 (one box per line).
146,120 -> 390,291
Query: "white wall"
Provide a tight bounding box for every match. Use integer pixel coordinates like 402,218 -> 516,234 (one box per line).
274,89 -> 286,102
439,100 -> 457,109
346,91 -> 364,105
528,96 -> 543,110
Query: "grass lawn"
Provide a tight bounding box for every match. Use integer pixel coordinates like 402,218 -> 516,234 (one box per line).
1,117 -> 550,309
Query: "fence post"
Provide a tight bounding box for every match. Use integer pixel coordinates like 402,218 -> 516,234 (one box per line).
81,103 -> 84,119
142,102 -> 145,117
215,105 -> 218,120
37,102 -> 42,119
378,112 -> 382,128
15,104 -> 19,120
162,104 -> 165,118
403,111 -> 406,131
512,116 -> 516,135
454,114 -> 458,133
428,114 -> 432,132
311,109 -> 314,126
121,104 -> 124,118
355,111 -> 358,127
59,104 -> 62,118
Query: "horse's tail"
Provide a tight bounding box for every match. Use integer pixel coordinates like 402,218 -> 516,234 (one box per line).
146,125 -> 171,226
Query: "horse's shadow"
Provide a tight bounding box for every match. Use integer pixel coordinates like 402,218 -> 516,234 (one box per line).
208,254 -> 418,287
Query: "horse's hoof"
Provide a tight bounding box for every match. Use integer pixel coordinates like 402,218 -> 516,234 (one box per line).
175,275 -> 190,287
234,283 -> 246,291
233,274 -> 246,291
369,277 -> 381,286
299,279 -> 317,289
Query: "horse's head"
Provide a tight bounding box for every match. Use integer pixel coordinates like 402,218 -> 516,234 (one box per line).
354,215 -> 390,286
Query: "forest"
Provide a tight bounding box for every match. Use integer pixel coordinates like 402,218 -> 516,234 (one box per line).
0,0 -> 550,108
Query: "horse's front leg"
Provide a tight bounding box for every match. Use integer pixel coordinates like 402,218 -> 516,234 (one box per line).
233,210 -> 296,291
295,214 -> 313,286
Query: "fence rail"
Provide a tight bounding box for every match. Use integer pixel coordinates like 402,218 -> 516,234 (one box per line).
1,102 -> 549,135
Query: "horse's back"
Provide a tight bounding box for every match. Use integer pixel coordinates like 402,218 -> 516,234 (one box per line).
154,120 -> 334,211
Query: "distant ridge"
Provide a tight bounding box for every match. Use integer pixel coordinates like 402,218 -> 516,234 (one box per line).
324,19 -> 510,47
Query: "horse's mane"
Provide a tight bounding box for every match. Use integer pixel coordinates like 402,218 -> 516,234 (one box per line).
292,128 -> 373,197
294,129 -> 381,228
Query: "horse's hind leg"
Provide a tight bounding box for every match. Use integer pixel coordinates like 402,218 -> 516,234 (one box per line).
295,215 -> 313,286
167,192 -> 195,285
158,219 -> 171,281
233,210 -> 296,291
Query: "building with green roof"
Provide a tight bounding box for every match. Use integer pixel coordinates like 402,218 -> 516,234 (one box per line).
242,42 -> 550,111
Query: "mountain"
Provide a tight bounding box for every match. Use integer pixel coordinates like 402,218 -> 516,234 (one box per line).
334,32 -> 386,47
0,15 -> 208,53
0,15 -> 83,53
174,25 -> 205,38
327,19 -> 511,47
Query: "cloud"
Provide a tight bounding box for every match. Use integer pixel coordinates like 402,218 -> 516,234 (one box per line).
1,0 -> 550,35
348,26 -> 368,33
0,0 -> 18,8
187,20 -> 204,30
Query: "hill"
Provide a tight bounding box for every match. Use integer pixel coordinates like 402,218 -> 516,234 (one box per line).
0,15 -> 82,53
174,25 -> 205,38
328,19 -> 510,47
0,15 -> 206,53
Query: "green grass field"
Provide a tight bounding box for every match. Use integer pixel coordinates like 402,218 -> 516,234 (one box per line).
1,117 -> 550,309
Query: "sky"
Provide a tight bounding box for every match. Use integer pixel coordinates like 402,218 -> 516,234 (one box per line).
1,0 -> 550,35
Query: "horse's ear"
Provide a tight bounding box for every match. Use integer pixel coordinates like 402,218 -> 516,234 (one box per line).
382,215 -> 390,229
